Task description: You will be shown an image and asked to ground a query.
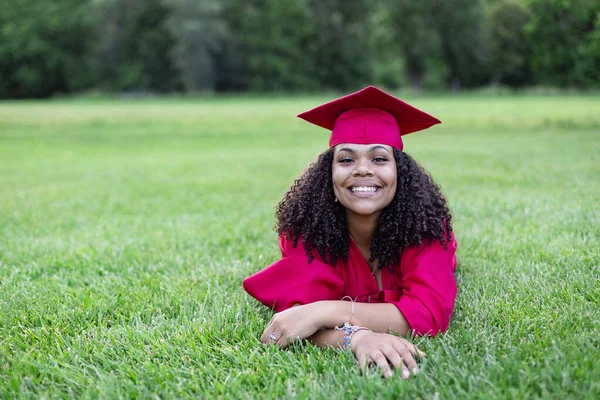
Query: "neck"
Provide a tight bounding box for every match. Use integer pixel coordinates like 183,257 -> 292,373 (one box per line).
347,211 -> 380,248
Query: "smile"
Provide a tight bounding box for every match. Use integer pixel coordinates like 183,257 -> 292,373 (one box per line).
350,186 -> 380,193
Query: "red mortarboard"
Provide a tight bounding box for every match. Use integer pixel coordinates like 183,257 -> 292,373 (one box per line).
297,86 -> 441,151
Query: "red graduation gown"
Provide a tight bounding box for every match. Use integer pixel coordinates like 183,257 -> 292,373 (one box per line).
243,233 -> 457,336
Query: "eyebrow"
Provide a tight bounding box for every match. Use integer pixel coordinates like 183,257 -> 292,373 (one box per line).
369,145 -> 391,154
336,145 -> 391,154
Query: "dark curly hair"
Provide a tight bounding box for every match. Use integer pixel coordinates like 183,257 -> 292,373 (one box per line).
275,148 -> 452,270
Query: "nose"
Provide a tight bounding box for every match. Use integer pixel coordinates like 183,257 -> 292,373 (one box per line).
352,158 -> 374,177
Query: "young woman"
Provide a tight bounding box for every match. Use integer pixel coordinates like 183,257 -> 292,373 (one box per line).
243,86 -> 457,379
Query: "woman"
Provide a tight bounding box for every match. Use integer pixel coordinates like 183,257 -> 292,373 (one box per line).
243,86 -> 457,379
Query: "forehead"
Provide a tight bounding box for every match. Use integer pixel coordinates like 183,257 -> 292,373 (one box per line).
333,143 -> 394,153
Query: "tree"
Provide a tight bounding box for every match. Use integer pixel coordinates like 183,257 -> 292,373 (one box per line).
165,0 -> 233,92
385,0 -> 444,91
489,0 -> 532,86
385,0 -> 491,91
223,0 -> 319,91
308,0 -> 373,91
525,0 -> 600,88
0,0 -> 94,98
435,0 -> 492,89
90,0 -> 179,92
369,4 -> 408,90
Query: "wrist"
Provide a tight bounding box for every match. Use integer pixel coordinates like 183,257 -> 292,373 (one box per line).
334,322 -> 371,349
315,301 -> 345,328
349,329 -> 370,351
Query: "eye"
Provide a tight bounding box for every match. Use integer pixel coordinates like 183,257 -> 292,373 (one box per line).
338,157 -> 354,163
372,156 -> 389,163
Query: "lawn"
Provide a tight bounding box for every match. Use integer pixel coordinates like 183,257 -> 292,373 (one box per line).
0,93 -> 599,399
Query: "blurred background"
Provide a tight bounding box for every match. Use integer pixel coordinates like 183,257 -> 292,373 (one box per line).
1,0 -> 599,99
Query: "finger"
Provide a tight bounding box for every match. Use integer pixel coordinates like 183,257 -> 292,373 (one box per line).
404,341 -> 426,358
282,335 -> 302,348
263,329 -> 280,346
399,340 -> 426,362
275,332 -> 290,349
260,320 -> 274,343
357,352 -> 370,374
260,327 -> 276,344
399,362 -> 411,380
381,346 -> 403,370
401,341 -> 419,358
371,352 -> 394,379
260,329 -> 268,344
394,344 -> 419,375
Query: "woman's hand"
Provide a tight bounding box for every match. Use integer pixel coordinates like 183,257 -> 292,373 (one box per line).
260,303 -> 323,348
350,331 -> 424,379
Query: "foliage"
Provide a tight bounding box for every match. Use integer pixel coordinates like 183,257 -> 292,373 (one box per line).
307,0 -> 373,91
525,0 -> 600,88
224,0 -> 320,91
0,95 -> 599,397
490,0 -> 533,86
1,0 -> 600,97
385,0 -> 444,91
90,0 -> 180,92
369,5 -> 408,90
162,0 -> 247,92
0,0 -> 93,98
436,0 -> 492,89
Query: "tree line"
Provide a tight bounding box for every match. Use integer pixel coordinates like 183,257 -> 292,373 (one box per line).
1,0 -> 598,99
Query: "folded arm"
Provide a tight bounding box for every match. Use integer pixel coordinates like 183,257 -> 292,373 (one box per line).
316,300 -> 411,335
260,300 -> 410,347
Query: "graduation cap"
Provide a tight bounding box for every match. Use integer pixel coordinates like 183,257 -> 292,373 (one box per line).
297,86 -> 441,151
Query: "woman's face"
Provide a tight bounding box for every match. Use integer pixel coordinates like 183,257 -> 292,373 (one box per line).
332,143 -> 397,218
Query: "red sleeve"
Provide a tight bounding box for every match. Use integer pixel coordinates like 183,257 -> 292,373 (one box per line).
386,232 -> 457,336
242,236 -> 345,312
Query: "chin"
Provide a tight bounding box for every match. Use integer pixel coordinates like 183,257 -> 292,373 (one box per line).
344,203 -> 385,217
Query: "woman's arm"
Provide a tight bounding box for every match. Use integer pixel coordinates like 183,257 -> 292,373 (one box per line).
261,302 -> 422,379
306,328 -> 345,348
307,328 -> 421,379
317,300 -> 411,335
260,300 -> 410,347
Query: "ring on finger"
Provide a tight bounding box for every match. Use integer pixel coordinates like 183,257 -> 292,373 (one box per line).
269,333 -> 277,341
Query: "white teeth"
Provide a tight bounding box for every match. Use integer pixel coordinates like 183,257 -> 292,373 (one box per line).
351,186 -> 378,193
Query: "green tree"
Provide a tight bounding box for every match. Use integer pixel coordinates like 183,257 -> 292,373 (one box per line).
489,0 -> 532,86
576,12 -> 600,87
369,4 -> 408,90
165,0 -> 237,92
308,0 -> 373,91
0,0 -> 93,98
385,0 -> 491,90
436,0 -> 492,89
223,0 -> 319,91
385,0 -> 444,91
525,0 -> 600,88
91,0 -> 179,92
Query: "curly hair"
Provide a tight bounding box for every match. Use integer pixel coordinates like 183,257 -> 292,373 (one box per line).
275,148 -> 453,270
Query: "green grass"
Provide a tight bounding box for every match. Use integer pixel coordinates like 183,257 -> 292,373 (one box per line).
0,93 -> 599,399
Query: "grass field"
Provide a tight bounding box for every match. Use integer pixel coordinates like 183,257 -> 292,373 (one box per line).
0,93 -> 599,398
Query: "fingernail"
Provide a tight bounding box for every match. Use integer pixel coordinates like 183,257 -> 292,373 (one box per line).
402,370 -> 410,379
386,370 -> 393,378
412,367 -> 419,375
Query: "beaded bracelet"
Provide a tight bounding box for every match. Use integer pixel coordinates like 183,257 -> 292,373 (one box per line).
334,322 -> 371,349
